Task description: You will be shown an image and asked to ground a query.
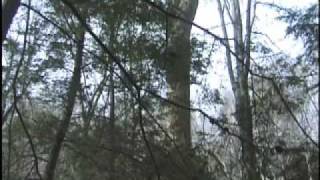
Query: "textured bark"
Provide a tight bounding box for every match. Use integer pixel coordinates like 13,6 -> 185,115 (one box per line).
159,1 -> 198,179
165,0 -> 198,151
2,0 -> 21,43
44,28 -> 85,180
284,153 -> 309,180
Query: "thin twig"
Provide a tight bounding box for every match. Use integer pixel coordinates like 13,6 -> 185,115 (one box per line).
137,90 -> 161,180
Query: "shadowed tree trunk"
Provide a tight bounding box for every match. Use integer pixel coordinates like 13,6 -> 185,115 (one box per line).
165,0 -> 198,152
2,0 -> 19,89
2,0 -> 21,43
284,153 -> 309,180
44,27 -> 85,180
162,0 -> 198,179
2,0 -> 21,127
108,24 -> 116,180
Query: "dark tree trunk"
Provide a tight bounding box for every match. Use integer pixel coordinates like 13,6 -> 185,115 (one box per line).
44,28 -> 85,180
2,0 -> 21,43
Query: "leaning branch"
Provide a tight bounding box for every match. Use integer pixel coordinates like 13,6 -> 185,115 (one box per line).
11,0 -> 42,178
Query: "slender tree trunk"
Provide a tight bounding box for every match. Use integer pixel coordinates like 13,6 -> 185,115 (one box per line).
233,1 -> 260,179
217,0 -> 236,93
237,74 -> 261,180
109,59 -> 116,180
2,0 -> 21,43
217,1 -> 261,180
44,28 -> 85,180
107,22 -> 118,180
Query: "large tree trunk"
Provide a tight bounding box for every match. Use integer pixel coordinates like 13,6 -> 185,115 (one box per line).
44,28 -> 85,180
2,0 -> 21,43
161,1 -> 198,179
166,0 -> 198,151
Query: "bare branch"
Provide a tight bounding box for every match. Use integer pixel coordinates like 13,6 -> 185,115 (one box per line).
217,0 -> 237,94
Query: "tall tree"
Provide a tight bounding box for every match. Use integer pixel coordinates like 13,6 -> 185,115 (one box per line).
165,0 -> 198,151
43,16 -> 86,180
216,1 -> 261,180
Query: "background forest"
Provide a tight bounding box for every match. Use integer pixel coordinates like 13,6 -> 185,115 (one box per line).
2,0 -> 319,180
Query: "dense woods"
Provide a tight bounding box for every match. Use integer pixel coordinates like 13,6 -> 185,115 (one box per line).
2,0 -> 319,180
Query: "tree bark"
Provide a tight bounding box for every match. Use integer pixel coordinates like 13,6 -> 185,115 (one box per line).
165,0 -> 198,152
161,1 -> 198,179
108,30 -> 116,180
44,28 -> 85,180
232,1 -> 260,180
217,1 -> 261,180
2,0 -> 21,43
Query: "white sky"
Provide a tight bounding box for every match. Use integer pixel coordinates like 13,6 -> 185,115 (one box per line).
190,0 -> 318,139
191,0 -> 318,102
